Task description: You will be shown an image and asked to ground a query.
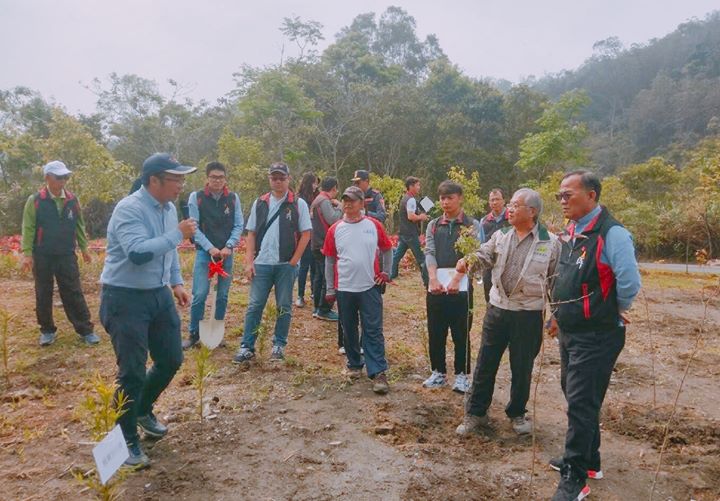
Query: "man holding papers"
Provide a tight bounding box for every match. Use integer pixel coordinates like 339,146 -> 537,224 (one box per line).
454,188 -> 560,435
423,181 -> 484,393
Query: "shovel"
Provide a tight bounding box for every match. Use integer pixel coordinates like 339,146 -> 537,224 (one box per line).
199,258 -> 226,349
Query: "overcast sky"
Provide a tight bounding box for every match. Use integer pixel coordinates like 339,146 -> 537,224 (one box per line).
2,0 -> 718,114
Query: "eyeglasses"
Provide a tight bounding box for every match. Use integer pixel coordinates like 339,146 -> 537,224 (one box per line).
52,174 -> 70,181
506,203 -> 527,211
208,174 -> 226,181
555,192 -> 573,202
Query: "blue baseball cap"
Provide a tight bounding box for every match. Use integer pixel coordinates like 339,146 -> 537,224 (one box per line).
142,153 -> 197,177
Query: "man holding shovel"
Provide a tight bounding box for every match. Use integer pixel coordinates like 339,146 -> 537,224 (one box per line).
183,162 -> 243,350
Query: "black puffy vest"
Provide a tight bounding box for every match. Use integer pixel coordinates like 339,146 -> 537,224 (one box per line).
254,191 -> 300,263
196,186 -> 236,250
399,192 -> 420,238
33,188 -> 80,256
430,212 -> 476,268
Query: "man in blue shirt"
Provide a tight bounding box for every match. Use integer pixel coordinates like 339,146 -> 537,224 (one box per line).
183,162 -> 243,349
99,153 -> 197,468
233,163 -> 312,364
548,170 -> 641,501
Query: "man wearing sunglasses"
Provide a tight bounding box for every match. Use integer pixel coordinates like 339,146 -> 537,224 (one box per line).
233,162 -> 311,365
182,162 -> 243,350
548,170 -> 641,501
21,160 -> 99,347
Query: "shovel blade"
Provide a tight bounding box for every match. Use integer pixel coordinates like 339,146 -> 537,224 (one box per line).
199,319 -> 225,349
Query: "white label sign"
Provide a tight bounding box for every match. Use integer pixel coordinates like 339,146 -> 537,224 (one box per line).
419,197 -> 434,212
92,425 -> 129,485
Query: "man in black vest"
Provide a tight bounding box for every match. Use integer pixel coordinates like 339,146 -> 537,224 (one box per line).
548,171 -> 641,501
233,162 -> 312,364
479,188 -> 510,302
390,176 -> 429,287
21,161 -> 98,346
183,162 -> 244,349
352,170 -> 386,223
422,181 -> 484,394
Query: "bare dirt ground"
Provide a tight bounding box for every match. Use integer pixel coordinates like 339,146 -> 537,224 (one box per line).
1,257 -> 719,500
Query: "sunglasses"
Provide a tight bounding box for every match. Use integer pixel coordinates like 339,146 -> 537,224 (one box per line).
52,174 -> 70,181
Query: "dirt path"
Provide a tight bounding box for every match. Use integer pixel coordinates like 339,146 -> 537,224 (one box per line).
1,266 -> 719,500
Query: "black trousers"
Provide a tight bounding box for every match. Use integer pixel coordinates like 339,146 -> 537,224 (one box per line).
311,249 -> 332,314
482,269 -> 492,303
426,291 -> 472,375
33,253 -> 93,335
100,285 -> 183,445
466,305 -> 543,418
559,325 -> 625,479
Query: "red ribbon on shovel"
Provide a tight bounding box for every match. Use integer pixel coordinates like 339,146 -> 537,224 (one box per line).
208,258 -> 229,279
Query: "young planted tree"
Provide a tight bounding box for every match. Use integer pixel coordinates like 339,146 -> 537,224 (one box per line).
192,345 -> 215,422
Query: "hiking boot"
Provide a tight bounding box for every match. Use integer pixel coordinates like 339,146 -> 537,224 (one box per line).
452,373 -> 470,393
338,346 -> 346,355
552,464 -> 590,501
39,331 -> 57,346
137,412 -> 167,438
182,334 -> 200,350
124,442 -> 150,469
455,414 -> 490,435
315,310 -> 339,322
422,370 -> 447,388
550,457 -> 604,480
232,347 -> 255,364
372,372 -> 389,394
344,367 -> 363,380
270,345 -> 285,361
511,415 -> 532,435
80,332 -> 100,345
295,297 -> 306,308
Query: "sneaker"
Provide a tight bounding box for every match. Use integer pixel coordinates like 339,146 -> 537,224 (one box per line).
137,412 -> 168,438
79,332 -> 100,345
550,457 -> 604,480
511,415 -> 532,435
295,297 -> 306,308
344,367 -> 363,380
182,334 -> 200,350
232,347 -> 255,364
372,372 -> 389,394
452,373 -> 470,393
422,371 -> 447,388
124,442 -> 150,469
39,331 -> 57,346
315,310 -> 339,322
270,345 -> 285,361
552,464 -> 590,501
338,346 -> 346,355
455,414 -> 490,436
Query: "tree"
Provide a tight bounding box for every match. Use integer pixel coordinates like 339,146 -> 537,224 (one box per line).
280,16 -> 324,62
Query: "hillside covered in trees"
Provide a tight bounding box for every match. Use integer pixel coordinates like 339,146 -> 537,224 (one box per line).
2,7 -> 720,258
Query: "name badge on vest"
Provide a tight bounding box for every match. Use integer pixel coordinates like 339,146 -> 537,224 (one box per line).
285,208 -> 292,221
67,211 -> 74,220
576,247 -> 586,269
224,205 -> 230,215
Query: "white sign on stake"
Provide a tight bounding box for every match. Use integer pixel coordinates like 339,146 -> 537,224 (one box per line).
419,197 -> 434,213
92,425 -> 129,485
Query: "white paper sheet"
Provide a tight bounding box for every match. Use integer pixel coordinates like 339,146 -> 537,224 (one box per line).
431,267 -> 468,292
93,425 -> 129,485
419,196 -> 434,212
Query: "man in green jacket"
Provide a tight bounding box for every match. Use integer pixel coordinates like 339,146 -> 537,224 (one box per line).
21,161 -> 98,346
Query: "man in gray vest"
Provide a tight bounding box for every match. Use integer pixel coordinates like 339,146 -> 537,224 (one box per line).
454,188 -> 560,436
390,176 -> 429,287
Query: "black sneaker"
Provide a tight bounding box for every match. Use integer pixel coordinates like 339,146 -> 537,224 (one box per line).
182,335 -> 200,350
550,457 -> 604,480
232,347 -> 255,364
124,442 -> 150,469
137,413 -> 168,438
552,465 -> 590,501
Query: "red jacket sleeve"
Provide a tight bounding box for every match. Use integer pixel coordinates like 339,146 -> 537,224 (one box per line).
322,221 -> 339,258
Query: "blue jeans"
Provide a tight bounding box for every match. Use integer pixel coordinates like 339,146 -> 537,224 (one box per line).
241,263 -> 296,350
390,234 -> 428,286
337,286 -> 388,378
297,245 -> 315,299
189,250 -> 234,337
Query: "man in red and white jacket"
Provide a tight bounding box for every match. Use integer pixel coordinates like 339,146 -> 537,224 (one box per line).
322,185 -> 393,394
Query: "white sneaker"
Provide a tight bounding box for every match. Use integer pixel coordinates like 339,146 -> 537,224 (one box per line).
338,346 -> 346,355
422,371 -> 447,388
452,373 -> 470,393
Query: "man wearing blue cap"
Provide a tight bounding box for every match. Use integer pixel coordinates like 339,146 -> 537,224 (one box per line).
99,153 -> 197,468
21,160 -> 99,346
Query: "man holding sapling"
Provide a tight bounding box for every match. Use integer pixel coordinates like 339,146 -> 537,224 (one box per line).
547,171 -> 640,501
99,153 -> 197,468
454,188 -> 560,435
422,180 -> 483,394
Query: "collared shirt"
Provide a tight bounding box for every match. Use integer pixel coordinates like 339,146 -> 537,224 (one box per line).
500,227 -> 535,294
187,190 -> 244,251
572,205 -> 641,312
246,191 -> 311,265
21,187 -> 89,255
100,186 -> 184,289
424,211 -> 484,268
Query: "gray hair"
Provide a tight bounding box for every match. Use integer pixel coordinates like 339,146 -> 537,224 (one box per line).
514,188 -> 542,223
